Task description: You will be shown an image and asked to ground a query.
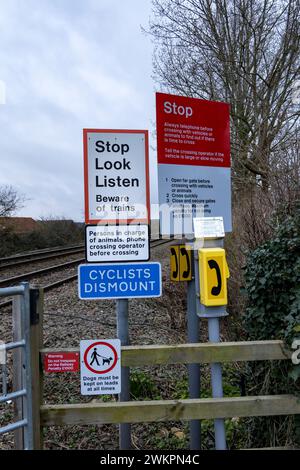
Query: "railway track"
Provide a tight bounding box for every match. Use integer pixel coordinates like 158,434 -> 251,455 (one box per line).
0,257 -> 85,288
0,245 -> 85,270
0,243 -> 85,263
0,239 -> 172,308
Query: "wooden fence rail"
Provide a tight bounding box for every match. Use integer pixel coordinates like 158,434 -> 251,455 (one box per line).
40,340 -> 291,367
41,395 -> 300,427
29,294 -> 298,450
39,340 -> 300,431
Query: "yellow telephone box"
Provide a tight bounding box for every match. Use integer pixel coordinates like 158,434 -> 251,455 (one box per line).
170,245 -> 192,281
198,248 -> 229,306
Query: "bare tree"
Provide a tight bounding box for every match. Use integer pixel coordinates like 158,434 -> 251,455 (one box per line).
0,185 -> 25,217
149,0 -> 300,190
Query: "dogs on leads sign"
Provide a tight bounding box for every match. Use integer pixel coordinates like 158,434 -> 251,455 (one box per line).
85,224 -> 150,262
80,339 -> 121,395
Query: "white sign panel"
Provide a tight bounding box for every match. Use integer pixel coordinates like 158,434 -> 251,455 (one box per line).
158,164 -> 231,234
80,339 -> 121,395
156,93 -> 232,236
193,217 -> 225,239
83,129 -> 150,224
85,224 -> 150,262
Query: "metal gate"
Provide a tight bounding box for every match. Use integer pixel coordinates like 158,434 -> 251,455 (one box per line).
0,282 -> 34,449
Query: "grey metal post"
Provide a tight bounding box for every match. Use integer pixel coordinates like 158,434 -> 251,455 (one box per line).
116,298 -> 131,450
21,282 -> 34,450
2,364 -> 7,396
195,237 -> 227,450
0,284 -> 34,449
187,264 -> 201,450
208,316 -> 227,450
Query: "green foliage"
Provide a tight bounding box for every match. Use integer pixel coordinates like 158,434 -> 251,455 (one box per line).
200,418 -> 246,450
37,218 -> 84,248
0,227 -> 19,256
242,206 -> 300,447
170,368 -> 247,448
149,428 -> 188,450
171,378 -> 189,400
99,394 -> 113,403
243,207 -> 300,344
0,219 -> 84,257
171,368 -> 240,401
130,369 -> 160,400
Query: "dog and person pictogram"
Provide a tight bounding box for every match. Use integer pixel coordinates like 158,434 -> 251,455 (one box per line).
82,340 -> 119,375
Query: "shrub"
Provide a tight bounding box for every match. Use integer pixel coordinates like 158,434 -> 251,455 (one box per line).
130,370 -> 160,400
242,205 -> 300,448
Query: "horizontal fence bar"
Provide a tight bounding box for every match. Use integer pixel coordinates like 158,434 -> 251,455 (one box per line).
0,419 -> 27,435
242,447 -> 294,450
0,286 -> 25,297
0,389 -> 26,404
41,340 -> 291,367
41,395 -> 300,427
3,340 -> 26,351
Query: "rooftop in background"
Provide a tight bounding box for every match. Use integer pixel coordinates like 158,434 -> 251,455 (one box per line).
0,217 -> 38,234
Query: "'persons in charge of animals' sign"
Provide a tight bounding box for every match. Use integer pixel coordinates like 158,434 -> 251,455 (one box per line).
85,224 -> 150,263
83,129 -> 150,225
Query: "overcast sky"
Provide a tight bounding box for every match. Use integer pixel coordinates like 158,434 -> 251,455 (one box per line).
0,0 -> 158,221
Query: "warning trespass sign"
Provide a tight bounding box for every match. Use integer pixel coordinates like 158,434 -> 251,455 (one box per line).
80,339 -> 121,395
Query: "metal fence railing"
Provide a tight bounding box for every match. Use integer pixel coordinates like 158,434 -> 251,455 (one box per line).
0,283 -> 33,450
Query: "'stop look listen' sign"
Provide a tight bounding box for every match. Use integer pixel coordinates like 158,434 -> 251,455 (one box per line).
83,129 -> 150,224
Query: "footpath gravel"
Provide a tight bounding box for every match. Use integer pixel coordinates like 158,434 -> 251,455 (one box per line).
1,243 -> 199,450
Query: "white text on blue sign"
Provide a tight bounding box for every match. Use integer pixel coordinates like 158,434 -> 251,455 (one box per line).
78,262 -> 162,300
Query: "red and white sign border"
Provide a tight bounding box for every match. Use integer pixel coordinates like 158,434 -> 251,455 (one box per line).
83,128 -> 151,225
83,341 -> 118,375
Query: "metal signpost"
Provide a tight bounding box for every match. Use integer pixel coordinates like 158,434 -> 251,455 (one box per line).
82,128 -> 153,449
169,242 -> 201,448
116,299 -> 130,450
157,92 -> 232,450
0,283 -> 34,450
186,251 -> 201,450
194,218 -> 229,450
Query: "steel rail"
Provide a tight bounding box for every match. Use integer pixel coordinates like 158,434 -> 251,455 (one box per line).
0,257 -> 85,289
0,244 -> 85,264
0,247 -> 85,271
0,239 -> 173,308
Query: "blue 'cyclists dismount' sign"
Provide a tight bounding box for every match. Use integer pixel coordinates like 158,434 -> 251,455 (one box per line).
78,262 -> 162,300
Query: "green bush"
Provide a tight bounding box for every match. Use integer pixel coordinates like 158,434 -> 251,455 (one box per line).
242,205 -> 300,448
243,207 -> 300,344
0,218 -> 84,257
130,370 -> 160,400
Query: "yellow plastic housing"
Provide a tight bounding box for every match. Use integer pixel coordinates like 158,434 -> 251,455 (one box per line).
198,248 -> 229,306
170,245 -> 192,281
